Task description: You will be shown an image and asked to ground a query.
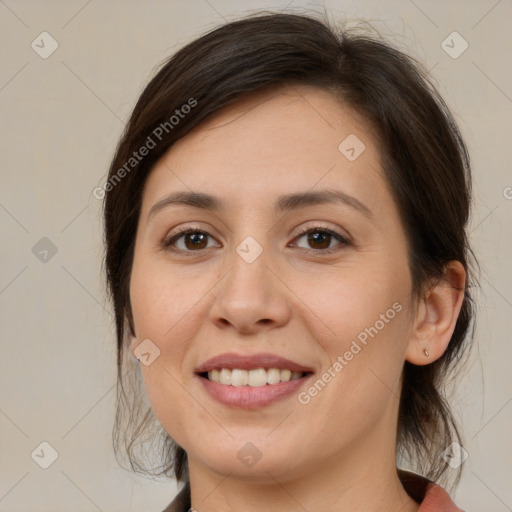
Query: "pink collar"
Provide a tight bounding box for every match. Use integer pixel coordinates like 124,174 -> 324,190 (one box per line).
399,470 -> 464,511
419,480 -> 464,511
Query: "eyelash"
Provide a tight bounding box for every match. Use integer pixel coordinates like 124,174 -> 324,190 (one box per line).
162,225 -> 351,256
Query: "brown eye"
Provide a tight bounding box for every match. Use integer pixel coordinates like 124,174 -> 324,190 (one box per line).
182,232 -> 208,250
293,226 -> 350,253
164,228 -> 219,253
305,231 -> 331,250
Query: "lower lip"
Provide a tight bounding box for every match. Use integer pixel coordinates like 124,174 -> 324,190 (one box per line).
197,374 -> 313,409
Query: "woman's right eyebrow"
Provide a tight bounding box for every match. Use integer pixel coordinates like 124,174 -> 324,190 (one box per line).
146,188 -> 374,225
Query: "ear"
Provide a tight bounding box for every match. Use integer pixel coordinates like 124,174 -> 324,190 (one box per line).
405,261 -> 466,365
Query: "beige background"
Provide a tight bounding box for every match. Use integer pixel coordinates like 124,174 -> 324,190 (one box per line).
0,0 -> 511,510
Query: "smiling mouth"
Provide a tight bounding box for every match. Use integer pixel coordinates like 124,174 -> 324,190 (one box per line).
199,368 -> 311,387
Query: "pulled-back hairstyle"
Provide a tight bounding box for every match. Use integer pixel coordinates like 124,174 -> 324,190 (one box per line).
103,11 -> 476,488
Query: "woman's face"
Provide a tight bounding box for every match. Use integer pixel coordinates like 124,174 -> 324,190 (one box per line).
129,84 -> 416,482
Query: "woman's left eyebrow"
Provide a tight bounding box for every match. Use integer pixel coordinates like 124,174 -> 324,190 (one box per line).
275,189 -> 373,219
147,188 -> 374,224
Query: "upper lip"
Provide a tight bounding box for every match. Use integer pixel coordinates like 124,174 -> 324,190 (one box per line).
195,353 -> 315,374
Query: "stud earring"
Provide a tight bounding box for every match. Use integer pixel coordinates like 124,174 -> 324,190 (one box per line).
423,348 -> 429,357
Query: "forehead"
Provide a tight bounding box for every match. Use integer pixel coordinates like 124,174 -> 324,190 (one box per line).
140,84 -> 389,219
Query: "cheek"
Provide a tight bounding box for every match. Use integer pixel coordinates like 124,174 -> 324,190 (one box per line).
128,251 -> 220,432
129,267 -> 197,445
295,260 -> 411,408
129,248 -> 208,340
295,259 -> 410,344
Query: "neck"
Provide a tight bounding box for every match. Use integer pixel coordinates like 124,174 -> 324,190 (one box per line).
187,421 -> 420,512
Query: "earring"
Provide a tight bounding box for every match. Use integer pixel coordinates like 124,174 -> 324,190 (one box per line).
423,348 -> 429,357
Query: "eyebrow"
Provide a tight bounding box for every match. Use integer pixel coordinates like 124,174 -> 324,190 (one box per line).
147,188 -> 373,223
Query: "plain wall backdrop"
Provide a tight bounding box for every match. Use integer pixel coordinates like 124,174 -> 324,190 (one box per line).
1,0 -> 511,510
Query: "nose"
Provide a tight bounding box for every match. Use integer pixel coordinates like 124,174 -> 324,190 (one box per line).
209,241 -> 292,335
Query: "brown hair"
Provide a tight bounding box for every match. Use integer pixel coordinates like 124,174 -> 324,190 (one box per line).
103,11 -> 476,487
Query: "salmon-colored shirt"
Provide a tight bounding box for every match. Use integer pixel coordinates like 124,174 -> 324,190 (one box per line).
161,470 -> 463,511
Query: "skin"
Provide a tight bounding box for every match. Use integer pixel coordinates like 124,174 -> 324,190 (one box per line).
129,84 -> 465,512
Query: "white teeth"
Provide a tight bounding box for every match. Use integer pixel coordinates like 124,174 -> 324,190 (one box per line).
219,368 -> 231,385
280,369 -> 292,382
231,369 -> 248,387
248,368 -> 267,387
206,367 -> 304,386
267,368 -> 281,385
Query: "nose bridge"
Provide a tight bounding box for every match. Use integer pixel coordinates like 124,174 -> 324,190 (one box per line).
227,213 -> 273,287
210,228 -> 291,332
226,232 -> 273,303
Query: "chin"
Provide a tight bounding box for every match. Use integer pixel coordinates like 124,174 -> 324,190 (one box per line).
190,439 -> 310,482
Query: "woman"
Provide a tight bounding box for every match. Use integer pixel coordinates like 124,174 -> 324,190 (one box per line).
103,12 -> 476,512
